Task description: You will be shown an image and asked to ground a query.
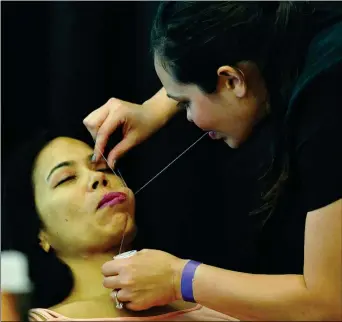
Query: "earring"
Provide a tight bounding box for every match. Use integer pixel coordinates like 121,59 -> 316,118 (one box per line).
39,240 -> 51,253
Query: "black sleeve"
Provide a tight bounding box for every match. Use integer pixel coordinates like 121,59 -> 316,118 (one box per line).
292,65 -> 342,212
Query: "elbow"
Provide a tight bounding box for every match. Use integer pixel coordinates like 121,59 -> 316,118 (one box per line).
315,305 -> 342,321
320,301 -> 342,321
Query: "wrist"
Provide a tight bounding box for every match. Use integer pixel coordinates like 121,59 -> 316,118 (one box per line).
142,89 -> 180,127
171,258 -> 188,301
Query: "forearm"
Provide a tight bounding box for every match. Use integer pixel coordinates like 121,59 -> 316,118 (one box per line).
177,263 -> 335,321
143,87 -> 180,126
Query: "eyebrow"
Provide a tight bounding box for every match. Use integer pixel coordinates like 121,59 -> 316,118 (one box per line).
46,161 -> 74,182
46,154 -> 94,182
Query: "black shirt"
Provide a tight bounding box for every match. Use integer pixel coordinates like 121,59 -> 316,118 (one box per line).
245,21 -> 342,274
134,21 -> 341,275
255,62 -> 342,274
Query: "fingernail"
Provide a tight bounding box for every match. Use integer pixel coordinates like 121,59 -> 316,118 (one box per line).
91,153 -> 96,162
112,160 -> 116,169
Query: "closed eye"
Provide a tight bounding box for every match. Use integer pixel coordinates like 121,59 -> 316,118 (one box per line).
55,176 -> 76,188
98,168 -> 115,174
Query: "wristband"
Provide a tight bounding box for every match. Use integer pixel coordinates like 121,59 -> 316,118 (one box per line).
180,260 -> 201,302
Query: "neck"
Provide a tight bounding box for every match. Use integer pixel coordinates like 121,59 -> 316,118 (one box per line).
58,245 -> 131,302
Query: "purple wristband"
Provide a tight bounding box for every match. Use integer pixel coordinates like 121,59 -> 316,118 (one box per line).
180,260 -> 201,303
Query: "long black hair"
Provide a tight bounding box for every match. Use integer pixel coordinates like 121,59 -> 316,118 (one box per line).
2,126 -> 91,308
151,1 -> 342,217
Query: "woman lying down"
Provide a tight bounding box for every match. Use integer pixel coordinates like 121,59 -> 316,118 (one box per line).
3,132 -> 237,321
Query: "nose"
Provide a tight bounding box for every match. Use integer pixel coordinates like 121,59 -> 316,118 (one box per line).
87,172 -> 109,191
186,109 -> 193,122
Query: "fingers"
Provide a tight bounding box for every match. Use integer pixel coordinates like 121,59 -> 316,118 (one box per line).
111,289 -> 131,302
94,115 -> 121,164
103,275 -> 121,289
83,105 -> 109,141
107,134 -> 137,167
111,290 -> 148,311
83,97 -> 145,165
83,98 -> 123,163
102,260 -> 119,277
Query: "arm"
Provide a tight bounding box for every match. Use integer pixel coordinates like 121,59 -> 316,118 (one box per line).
84,87 -> 181,163
142,87 -> 180,127
176,199 -> 341,321
181,64 -> 342,321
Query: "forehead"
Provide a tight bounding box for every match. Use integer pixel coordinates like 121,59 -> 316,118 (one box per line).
154,55 -> 203,99
154,56 -> 187,93
35,137 -> 92,178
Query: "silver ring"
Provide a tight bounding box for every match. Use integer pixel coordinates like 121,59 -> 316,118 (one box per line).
113,290 -> 123,310
112,251 -> 137,310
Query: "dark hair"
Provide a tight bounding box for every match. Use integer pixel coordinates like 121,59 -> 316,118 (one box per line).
2,127 -> 91,307
151,1 -> 340,217
151,1 -> 317,96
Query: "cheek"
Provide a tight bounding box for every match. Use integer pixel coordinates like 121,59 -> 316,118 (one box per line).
190,101 -> 218,129
127,190 -> 136,218
41,193 -> 88,229
41,201 -> 92,250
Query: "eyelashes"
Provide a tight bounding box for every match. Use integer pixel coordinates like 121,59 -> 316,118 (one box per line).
55,175 -> 76,187
54,168 -> 114,188
177,101 -> 190,110
98,168 -> 114,174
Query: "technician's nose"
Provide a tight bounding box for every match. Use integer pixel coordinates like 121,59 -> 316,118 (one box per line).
186,109 -> 193,122
88,172 -> 109,191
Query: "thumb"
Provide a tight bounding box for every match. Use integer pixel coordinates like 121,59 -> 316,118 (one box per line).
107,134 -> 137,166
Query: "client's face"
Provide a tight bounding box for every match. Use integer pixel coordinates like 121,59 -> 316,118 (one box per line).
33,137 -> 135,256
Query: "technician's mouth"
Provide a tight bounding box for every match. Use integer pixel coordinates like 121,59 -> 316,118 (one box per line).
97,192 -> 127,210
209,131 -> 227,140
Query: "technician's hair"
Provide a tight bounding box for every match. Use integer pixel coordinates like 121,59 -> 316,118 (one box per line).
151,1 -> 316,96
151,1 -> 341,218
3,127 -> 90,307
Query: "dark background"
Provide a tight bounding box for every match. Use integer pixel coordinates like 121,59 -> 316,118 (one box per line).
2,2 -> 263,274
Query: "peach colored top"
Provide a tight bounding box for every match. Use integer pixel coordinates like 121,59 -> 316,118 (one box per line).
29,305 -> 239,321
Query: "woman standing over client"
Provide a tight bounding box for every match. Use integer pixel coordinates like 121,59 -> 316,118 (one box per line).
84,2 -> 342,320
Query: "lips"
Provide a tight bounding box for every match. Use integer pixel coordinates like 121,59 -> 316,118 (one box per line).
209,131 -> 227,140
97,192 -> 127,210
209,131 -> 216,139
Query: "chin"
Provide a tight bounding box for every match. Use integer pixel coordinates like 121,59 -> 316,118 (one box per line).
224,137 -> 240,149
112,218 -> 136,243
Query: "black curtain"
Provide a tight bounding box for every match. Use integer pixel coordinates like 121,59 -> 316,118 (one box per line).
2,1 -> 261,276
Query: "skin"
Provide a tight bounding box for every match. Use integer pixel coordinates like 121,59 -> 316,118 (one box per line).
33,137 -> 136,257
102,200 -> 342,320
83,91 -> 180,167
31,138 -> 200,319
82,58 -> 269,165
33,137 -> 137,315
154,57 -> 269,149
99,61 -> 342,320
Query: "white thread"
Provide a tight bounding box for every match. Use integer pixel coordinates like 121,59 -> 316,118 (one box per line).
92,141 -> 127,186
93,132 -> 208,254
134,132 -> 208,195
93,142 -> 128,255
